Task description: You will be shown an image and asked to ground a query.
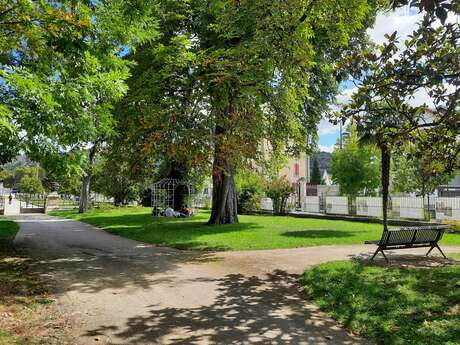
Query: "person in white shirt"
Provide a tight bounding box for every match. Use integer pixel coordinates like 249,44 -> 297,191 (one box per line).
164,207 -> 176,217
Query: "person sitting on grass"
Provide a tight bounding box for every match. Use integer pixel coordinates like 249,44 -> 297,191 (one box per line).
164,206 -> 192,218
180,205 -> 190,216
176,204 -> 191,218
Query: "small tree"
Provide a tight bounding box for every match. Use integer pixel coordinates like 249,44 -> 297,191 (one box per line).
330,124 -> 380,210
392,151 -> 454,217
310,157 -> 322,185
337,13 -> 459,229
19,172 -> 44,194
265,177 -> 294,215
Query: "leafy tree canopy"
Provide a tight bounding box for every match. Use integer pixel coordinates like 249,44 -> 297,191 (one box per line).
390,0 -> 459,23
117,0 -> 381,224
0,0 -> 158,166
337,13 -> 459,164
392,146 -> 455,196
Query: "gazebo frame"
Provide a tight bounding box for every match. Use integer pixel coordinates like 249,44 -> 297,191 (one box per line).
151,178 -> 195,217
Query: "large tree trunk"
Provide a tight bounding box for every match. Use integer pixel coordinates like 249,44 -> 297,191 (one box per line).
208,116 -> 239,225
381,145 -> 391,230
79,143 -> 98,213
208,153 -> 238,225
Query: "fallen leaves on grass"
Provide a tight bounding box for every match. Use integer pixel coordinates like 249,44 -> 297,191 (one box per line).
0,255 -> 73,345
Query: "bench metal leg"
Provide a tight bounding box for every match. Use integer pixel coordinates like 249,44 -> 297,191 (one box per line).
380,250 -> 389,263
370,247 -> 389,263
370,247 -> 380,261
426,246 -> 435,256
435,244 -> 447,259
426,244 -> 447,259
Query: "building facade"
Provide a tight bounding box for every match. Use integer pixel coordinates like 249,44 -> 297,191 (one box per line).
278,152 -> 311,184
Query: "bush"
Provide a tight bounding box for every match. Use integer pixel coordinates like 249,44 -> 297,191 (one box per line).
264,176 -> 294,215
443,220 -> 460,232
237,186 -> 262,214
236,169 -> 264,214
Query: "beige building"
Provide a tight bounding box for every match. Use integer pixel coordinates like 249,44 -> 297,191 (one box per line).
261,140 -> 311,184
279,152 -> 311,184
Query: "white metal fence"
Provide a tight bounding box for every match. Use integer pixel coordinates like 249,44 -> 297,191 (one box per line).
356,197 -> 382,217
302,196 -> 320,213
325,197 -> 348,215
392,197 -> 424,219
259,195 -> 460,220
260,197 -> 273,211
435,197 -> 460,220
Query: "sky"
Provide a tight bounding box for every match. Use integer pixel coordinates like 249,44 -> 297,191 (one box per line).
317,6 -> 425,153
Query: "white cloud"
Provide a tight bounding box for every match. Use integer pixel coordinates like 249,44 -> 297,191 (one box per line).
318,144 -> 335,153
368,7 -> 458,47
335,87 -> 358,106
318,119 -> 340,135
407,83 -> 456,109
368,7 -> 423,47
407,88 -> 435,108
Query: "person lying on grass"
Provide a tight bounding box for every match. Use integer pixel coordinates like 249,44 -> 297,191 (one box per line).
164,206 -> 192,218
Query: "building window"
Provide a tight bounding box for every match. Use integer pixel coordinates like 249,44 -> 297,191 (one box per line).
294,163 -> 300,177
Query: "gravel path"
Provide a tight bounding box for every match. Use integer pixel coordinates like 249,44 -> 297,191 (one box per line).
11,214 -> 460,345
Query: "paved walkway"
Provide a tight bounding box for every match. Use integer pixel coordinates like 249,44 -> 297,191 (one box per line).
11,214 -> 460,345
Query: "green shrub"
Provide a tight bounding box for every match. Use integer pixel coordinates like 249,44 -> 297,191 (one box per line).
443,220 -> 460,232
264,176 -> 294,215
236,169 -> 264,214
237,186 -> 262,214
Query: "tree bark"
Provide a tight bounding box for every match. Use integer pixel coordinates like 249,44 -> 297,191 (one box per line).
208,144 -> 239,224
79,143 -> 98,213
381,145 -> 391,230
208,119 -> 238,225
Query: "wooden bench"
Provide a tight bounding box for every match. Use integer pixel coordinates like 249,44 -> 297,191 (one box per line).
365,225 -> 450,263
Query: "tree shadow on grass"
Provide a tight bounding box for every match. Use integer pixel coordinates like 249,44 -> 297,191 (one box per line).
79,213 -> 265,250
0,254 -> 51,307
282,229 -> 358,239
83,270 -> 368,345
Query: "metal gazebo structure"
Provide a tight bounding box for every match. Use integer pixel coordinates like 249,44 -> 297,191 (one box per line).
151,178 -> 195,217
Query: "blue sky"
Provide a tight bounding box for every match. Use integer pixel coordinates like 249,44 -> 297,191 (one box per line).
317,6 -> 426,153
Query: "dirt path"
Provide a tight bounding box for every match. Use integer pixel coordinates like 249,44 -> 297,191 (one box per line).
11,214 -> 460,345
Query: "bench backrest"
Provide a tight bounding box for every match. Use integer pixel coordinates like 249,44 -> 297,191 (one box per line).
380,225 -> 448,246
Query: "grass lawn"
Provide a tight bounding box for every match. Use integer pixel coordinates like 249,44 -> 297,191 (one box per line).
0,218 -> 19,252
302,261 -> 460,345
51,207 -> 460,250
0,218 -> 72,345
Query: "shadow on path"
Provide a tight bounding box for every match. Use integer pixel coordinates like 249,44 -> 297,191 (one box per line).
84,270 -> 365,345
